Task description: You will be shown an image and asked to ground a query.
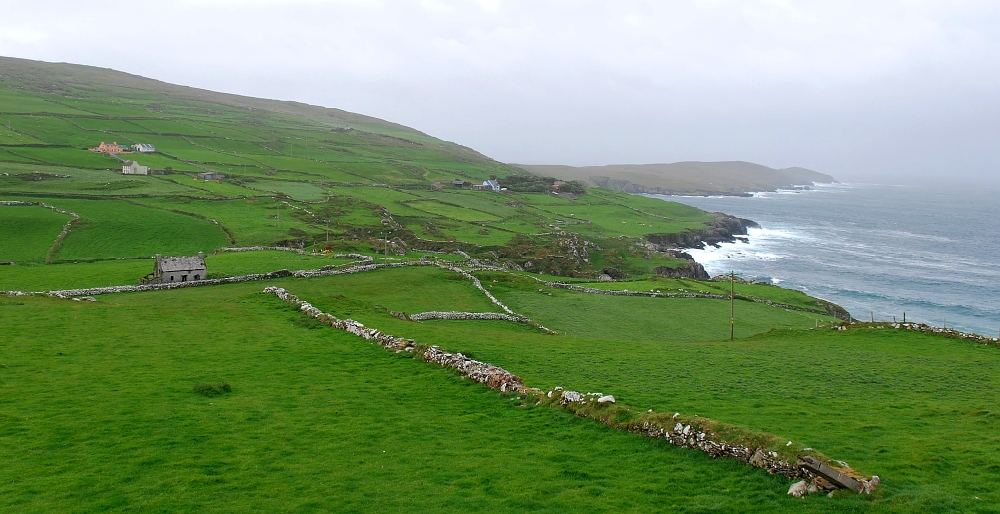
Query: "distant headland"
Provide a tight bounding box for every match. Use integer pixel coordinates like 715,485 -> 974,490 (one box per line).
514,161 -> 836,196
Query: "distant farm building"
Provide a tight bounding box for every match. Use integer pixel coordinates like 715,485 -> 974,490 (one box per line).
132,143 -> 156,153
473,179 -> 501,191
92,141 -> 126,154
552,180 -> 566,190
141,252 -> 207,285
122,161 -> 149,175
452,180 -> 467,189
198,172 -> 225,180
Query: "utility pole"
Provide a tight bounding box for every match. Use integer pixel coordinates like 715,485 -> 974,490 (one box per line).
730,271 -> 735,341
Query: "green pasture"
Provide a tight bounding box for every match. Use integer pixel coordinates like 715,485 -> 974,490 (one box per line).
0,88 -> 91,114
16,197 -> 232,260
0,129 -> 45,145
68,117 -> 145,133
416,189 -> 522,218
242,179 -> 327,201
0,164 -> 198,196
0,259 -> 154,291
0,115 -> 96,146
1,286 -> 833,513
130,118 -> 219,137
0,204 -> 68,262
132,197 -> 314,247
0,148 -> 41,163
274,267 -> 1000,512
8,147 -> 119,169
406,199 -> 502,222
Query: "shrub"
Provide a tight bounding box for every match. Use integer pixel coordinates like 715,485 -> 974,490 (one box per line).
193,382 -> 232,397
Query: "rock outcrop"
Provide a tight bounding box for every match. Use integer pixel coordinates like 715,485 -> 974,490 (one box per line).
646,213 -> 759,249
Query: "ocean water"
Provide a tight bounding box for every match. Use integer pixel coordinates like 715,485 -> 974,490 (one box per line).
653,183 -> 1000,337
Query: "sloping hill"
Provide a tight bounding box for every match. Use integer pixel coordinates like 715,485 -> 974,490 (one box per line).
0,55 -> 496,170
515,161 -> 836,195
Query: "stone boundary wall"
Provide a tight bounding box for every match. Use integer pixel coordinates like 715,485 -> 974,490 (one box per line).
215,246 -> 374,262
436,263 -> 516,315
838,321 -> 1000,346
524,275 -> 840,318
2,260 -> 427,298
409,311 -> 528,322
265,286 -> 526,392
264,285 -> 879,495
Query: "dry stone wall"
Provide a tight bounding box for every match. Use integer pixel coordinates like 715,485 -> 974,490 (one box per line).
527,276 -> 843,318
408,311 -> 529,322
266,285 -> 879,495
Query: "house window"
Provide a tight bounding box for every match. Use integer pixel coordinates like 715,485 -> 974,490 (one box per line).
170,276 -> 174,281
194,274 -> 200,280
181,275 -> 188,282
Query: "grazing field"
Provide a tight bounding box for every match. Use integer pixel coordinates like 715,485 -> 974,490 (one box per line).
0,204 -> 69,263
10,197 -> 232,261
3,266 -> 998,511
7,57 -> 992,512
1,287 -> 823,514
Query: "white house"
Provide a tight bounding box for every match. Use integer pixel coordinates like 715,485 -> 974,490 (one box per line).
122,161 -> 149,175
473,179 -> 501,191
132,143 -> 156,153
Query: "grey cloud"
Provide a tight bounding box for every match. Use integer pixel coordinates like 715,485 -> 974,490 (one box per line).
2,0 -> 999,184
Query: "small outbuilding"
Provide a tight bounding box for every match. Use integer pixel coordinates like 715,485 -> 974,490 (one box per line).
142,252 -> 207,285
132,143 -> 156,153
198,172 -> 225,180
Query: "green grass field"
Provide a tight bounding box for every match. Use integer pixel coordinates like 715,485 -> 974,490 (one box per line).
3,286 -> 840,513
6,197 -> 232,261
5,59 -> 997,513
0,204 -> 68,262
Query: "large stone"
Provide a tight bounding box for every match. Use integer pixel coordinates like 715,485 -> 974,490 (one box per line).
560,390 -> 583,403
787,480 -> 809,498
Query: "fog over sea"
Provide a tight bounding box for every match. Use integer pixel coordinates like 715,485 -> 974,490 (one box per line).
654,183 -> 1000,337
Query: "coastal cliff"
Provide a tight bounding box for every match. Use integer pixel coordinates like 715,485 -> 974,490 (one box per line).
647,213 -> 759,249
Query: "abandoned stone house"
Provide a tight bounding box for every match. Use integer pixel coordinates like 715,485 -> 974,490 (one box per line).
122,160 -> 149,175
141,252 -> 207,284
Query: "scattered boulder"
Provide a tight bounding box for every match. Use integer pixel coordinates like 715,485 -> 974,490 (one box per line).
597,395 -> 615,404
560,390 -> 583,404
788,480 -> 809,498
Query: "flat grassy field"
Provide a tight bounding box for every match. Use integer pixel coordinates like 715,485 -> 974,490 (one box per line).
2,287 -> 825,514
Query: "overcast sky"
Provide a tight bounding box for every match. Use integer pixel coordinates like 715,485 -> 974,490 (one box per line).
2,0 -> 999,184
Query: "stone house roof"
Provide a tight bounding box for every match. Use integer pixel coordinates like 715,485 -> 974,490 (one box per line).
156,252 -> 206,272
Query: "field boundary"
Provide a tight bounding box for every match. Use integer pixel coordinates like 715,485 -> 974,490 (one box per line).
264,285 -> 880,496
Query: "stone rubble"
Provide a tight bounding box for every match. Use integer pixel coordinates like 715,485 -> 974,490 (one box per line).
408,311 -> 529,323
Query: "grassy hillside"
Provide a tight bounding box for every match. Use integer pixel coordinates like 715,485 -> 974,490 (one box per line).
515,162 -> 836,196
4,56 -> 998,512
0,56 -> 738,278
